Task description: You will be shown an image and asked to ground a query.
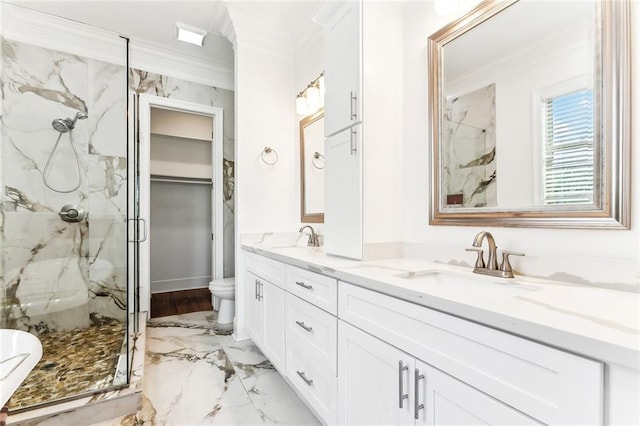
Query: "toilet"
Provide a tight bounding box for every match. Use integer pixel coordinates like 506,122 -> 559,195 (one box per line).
209,277 -> 235,325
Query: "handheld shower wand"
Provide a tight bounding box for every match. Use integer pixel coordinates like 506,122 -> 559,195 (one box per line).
51,112 -> 88,133
44,111 -> 88,193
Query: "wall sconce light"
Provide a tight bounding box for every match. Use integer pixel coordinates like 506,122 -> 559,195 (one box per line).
296,72 -> 325,115
176,22 -> 207,46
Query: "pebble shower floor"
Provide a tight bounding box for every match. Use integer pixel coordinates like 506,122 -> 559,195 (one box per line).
9,320 -> 125,410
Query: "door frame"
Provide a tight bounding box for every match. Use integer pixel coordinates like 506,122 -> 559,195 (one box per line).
137,93 -> 224,313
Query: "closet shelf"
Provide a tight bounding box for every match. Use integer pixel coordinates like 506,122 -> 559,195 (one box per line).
150,175 -> 212,185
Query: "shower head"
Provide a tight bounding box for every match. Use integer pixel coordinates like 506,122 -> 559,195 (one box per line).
51,112 -> 88,133
52,118 -> 71,133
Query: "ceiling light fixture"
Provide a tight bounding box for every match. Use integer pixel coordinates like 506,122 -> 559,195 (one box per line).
176,22 -> 207,46
296,72 -> 325,115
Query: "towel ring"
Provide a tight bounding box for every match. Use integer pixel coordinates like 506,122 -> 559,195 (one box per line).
312,152 -> 325,170
261,147 -> 278,165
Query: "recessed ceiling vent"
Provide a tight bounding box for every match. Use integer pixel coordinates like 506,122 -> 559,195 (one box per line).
176,22 -> 207,46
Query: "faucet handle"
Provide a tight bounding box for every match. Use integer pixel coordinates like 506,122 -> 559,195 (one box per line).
465,247 -> 485,269
499,250 -> 524,276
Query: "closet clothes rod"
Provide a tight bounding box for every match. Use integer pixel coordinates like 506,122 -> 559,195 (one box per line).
150,175 -> 213,185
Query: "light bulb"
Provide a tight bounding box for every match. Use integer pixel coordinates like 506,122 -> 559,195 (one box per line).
296,95 -> 308,115
318,75 -> 325,99
306,86 -> 320,112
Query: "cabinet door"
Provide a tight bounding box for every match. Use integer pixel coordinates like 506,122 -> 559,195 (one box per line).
338,321 -> 414,426
245,272 -> 263,345
324,126 -> 362,260
325,0 -> 361,136
261,281 -> 286,373
415,360 -> 543,426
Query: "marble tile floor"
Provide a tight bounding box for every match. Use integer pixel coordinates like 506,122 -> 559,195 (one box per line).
92,311 -> 321,426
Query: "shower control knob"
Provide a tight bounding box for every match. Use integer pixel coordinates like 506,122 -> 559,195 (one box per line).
59,204 -> 86,223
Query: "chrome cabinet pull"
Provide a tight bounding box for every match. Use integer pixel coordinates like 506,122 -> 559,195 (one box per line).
254,279 -> 259,300
258,281 -> 263,301
295,281 -> 313,290
350,128 -> 357,156
414,368 -> 425,419
350,91 -> 358,120
398,360 -> 409,408
296,370 -> 314,386
295,320 -> 313,332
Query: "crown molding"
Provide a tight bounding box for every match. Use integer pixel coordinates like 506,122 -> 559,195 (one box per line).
224,2 -> 293,58
1,3 -> 126,65
129,39 -> 234,91
2,3 -> 235,91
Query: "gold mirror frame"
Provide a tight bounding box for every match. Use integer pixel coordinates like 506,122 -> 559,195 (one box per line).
428,0 -> 630,229
300,109 -> 325,223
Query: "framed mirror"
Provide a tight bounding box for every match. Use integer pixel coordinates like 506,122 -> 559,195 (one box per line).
300,109 -> 325,223
428,0 -> 630,228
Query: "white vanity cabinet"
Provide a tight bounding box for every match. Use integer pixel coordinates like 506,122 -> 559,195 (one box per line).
245,253 -> 286,373
339,320 -> 542,425
321,0 -> 404,259
338,282 -> 604,425
284,265 -> 339,424
324,124 -> 363,260
324,0 -> 361,137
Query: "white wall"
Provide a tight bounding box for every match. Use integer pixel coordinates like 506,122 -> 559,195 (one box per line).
362,1 -> 405,245
402,1 -> 640,291
227,3 -> 300,338
234,43 -> 297,234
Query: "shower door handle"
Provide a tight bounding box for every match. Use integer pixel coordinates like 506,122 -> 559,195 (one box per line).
128,218 -> 148,243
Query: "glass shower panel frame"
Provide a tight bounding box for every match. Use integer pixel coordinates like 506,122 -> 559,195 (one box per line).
0,2 -> 134,411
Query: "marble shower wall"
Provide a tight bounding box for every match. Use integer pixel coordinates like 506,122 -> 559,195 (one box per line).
129,69 -> 235,278
0,38 -> 128,332
444,84 -> 497,208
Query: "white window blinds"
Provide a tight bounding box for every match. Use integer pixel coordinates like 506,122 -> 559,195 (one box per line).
542,88 -> 594,205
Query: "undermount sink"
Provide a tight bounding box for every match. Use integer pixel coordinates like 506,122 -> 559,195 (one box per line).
0,329 -> 43,407
393,269 -> 540,301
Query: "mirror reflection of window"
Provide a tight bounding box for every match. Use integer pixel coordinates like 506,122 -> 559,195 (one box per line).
542,88 -> 594,205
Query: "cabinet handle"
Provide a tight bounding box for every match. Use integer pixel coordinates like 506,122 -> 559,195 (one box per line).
258,282 -> 263,301
254,279 -> 259,300
350,91 -> 358,121
296,370 -> 314,386
414,368 -> 425,420
350,128 -> 357,156
398,360 -> 409,408
295,320 -> 313,332
295,281 -> 313,290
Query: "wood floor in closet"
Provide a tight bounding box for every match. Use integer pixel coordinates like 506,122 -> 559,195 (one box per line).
150,288 -> 213,318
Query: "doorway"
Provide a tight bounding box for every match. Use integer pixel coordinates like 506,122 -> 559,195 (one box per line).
136,94 -> 224,314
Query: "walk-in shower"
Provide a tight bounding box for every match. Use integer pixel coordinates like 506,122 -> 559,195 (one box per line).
0,1 -> 136,416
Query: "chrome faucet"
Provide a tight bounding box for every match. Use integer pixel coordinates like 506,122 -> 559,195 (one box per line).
299,225 -> 320,247
466,231 -> 524,278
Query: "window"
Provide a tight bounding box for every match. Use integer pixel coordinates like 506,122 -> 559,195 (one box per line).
542,88 -> 594,205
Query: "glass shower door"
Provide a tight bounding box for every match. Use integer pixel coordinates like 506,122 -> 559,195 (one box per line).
0,2 -> 131,411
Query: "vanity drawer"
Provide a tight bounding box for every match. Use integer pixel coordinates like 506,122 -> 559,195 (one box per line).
285,265 -> 338,314
286,293 -> 338,374
286,340 -> 337,425
245,252 -> 285,288
338,282 -> 604,426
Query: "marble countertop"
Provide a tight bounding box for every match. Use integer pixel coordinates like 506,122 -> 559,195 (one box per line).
242,242 -> 640,370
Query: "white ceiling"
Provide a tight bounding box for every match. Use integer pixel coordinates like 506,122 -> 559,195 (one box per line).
11,0 -> 326,67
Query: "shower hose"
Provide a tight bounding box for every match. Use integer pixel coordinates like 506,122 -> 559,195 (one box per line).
42,131 -> 82,193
